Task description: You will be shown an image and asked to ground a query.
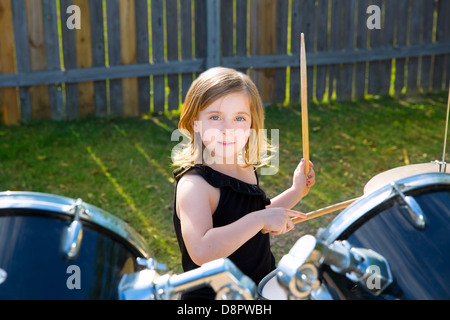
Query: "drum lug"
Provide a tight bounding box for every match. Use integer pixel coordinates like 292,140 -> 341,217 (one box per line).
60,198 -> 84,260
391,182 -> 428,229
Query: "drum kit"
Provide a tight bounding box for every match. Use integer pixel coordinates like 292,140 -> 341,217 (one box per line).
1,34 -> 449,300
1,160 -> 449,300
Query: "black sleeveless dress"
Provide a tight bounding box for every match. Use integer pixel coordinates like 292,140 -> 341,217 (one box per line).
173,165 -> 275,299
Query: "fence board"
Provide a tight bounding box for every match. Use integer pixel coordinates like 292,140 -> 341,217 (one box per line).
289,0 -> 300,104
73,0 -> 95,118
339,0 -> 356,101
0,0 -> 19,125
354,0 -> 369,100
300,0 -> 315,102
106,0 -> 123,116
135,0 -> 150,115
315,0 -> 328,102
235,0 -> 248,74
367,0 -> 383,95
61,0 -> 79,120
26,0 -> 51,120
205,0 -> 220,69
10,0 -> 31,123
180,0 -> 193,102
379,0 -> 395,96
328,0 -> 341,101
274,0 -> 289,104
406,0 -> 422,95
194,0 -> 206,67
420,0 -> 434,93
89,0 -> 107,117
432,0 -> 449,91
120,0 -> 139,117
151,0 -> 165,112
42,0 -> 65,121
250,0 -> 276,104
166,0 -> 179,111
394,0 -> 409,95
221,0 -> 233,57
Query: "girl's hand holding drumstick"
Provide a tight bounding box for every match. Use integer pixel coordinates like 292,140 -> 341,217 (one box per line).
292,158 -> 315,199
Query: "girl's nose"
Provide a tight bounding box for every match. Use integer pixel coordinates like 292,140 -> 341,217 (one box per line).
219,119 -> 233,134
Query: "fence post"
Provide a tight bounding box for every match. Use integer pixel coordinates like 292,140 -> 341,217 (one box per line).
205,0 -> 220,69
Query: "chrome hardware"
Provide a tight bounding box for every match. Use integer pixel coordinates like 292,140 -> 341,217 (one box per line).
136,257 -> 167,272
277,235 -> 393,299
118,258 -> 256,300
277,235 -> 321,299
345,247 -> 393,295
325,240 -> 393,296
431,160 -> 447,173
391,182 -> 428,229
0,268 -> 7,285
60,198 -> 84,260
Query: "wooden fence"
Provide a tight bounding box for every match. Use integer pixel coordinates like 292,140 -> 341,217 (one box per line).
0,0 -> 449,125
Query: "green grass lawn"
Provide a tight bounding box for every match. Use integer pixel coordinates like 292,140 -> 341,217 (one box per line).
0,91 -> 448,272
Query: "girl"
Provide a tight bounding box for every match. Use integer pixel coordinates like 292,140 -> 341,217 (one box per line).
172,67 -> 315,299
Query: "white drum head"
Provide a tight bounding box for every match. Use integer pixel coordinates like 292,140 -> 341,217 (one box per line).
364,163 -> 449,195
259,270 -> 288,300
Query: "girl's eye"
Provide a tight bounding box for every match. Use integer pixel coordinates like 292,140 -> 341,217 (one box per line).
235,116 -> 245,122
210,115 -> 220,120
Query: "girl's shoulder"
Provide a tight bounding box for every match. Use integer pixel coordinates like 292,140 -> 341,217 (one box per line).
174,166 -> 220,197
175,166 -> 221,217
176,167 -> 211,189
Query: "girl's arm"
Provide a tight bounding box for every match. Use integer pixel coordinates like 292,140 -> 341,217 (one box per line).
267,159 -> 315,210
177,174 -> 305,266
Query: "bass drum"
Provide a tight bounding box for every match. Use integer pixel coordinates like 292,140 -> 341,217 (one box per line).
0,191 -> 151,299
317,172 -> 450,300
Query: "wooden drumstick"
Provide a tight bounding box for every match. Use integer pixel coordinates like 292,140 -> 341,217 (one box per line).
291,198 -> 358,224
300,33 -> 310,174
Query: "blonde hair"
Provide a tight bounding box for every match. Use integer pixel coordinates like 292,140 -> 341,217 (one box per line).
172,67 -> 275,168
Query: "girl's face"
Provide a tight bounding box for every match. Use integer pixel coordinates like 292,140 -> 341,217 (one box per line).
195,91 -> 252,163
